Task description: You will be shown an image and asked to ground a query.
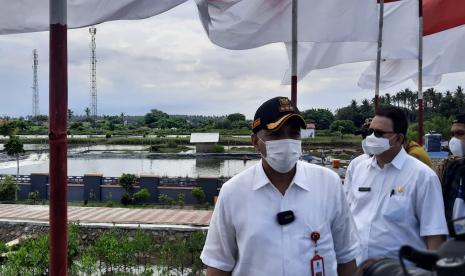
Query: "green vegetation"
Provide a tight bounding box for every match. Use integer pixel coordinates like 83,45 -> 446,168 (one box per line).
0,224 -> 207,275
133,188 -> 151,203
1,85 -> 463,148
158,193 -> 176,207
191,187 -> 205,205
0,176 -> 19,202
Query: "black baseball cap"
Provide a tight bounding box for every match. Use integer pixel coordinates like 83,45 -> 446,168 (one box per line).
454,113 -> 465,124
252,97 -> 306,133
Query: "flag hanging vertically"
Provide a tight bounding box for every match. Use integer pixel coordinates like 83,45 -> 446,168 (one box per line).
0,0 -> 187,34
196,0 -> 378,50
282,0 -> 419,84
358,0 -> 465,90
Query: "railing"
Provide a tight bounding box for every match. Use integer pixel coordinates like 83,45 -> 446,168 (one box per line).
102,176 -> 121,186
0,174 -> 230,187
159,177 -> 197,187
67,175 -> 84,184
0,174 -> 31,184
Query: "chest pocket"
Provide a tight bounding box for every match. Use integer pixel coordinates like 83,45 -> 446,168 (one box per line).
382,195 -> 412,221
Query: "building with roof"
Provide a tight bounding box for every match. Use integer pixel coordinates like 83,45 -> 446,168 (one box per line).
190,133 -> 220,153
301,123 -> 316,138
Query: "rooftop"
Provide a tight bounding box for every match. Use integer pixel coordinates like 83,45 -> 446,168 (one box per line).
190,133 -> 220,143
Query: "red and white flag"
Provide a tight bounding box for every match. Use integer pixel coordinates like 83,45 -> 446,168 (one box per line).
196,0 -> 378,50
0,0 -> 187,35
282,0 -> 419,84
358,0 -> 465,90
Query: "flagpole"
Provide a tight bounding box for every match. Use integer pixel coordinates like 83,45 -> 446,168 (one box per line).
291,0 -> 298,107
49,0 -> 68,275
374,0 -> 385,113
417,0 -> 424,145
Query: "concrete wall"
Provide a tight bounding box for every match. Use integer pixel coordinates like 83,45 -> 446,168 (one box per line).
11,174 -> 223,205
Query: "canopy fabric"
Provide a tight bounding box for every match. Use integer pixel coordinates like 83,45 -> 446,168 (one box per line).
282,0 -> 419,84
0,0 -> 187,35
358,0 -> 465,89
195,0 -> 378,50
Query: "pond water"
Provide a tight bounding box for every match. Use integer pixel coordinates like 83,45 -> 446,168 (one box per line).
0,151 -> 258,178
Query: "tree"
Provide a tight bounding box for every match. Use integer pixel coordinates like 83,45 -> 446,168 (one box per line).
4,136 -> 25,200
84,107 -> 91,120
227,113 -> 246,122
67,109 -> 74,121
144,109 -> 169,126
301,109 -> 334,130
0,120 -> 16,136
330,120 -> 356,139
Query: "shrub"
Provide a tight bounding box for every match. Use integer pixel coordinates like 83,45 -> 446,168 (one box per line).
119,173 -> 137,193
121,192 -> 133,205
212,144 -> 225,153
0,176 -> 18,201
158,193 -> 175,207
177,193 -> 186,209
157,232 -> 207,276
27,191 -> 39,204
133,188 -> 151,203
191,187 -> 205,205
0,235 -> 49,275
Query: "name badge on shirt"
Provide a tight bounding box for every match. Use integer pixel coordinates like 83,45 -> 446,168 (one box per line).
311,255 -> 325,276
358,187 -> 371,192
310,231 -> 325,276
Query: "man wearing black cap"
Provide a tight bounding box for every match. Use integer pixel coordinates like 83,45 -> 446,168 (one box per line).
438,113 -> 465,221
201,97 -> 360,276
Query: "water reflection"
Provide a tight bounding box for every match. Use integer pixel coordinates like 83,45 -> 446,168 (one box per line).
0,156 -> 259,178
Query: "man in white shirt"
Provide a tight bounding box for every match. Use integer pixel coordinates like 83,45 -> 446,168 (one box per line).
201,96 -> 360,276
345,119 -> 372,195
345,106 -> 448,264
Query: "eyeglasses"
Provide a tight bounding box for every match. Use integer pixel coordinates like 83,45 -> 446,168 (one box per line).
367,128 -> 395,138
451,130 -> 465,137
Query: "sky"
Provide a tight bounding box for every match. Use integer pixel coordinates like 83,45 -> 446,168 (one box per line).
0,1 -> 464,120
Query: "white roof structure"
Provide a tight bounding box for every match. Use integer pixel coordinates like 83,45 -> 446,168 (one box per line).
190,133 -> 220,143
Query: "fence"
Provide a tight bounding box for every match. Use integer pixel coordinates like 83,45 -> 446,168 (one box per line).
0,173 -> 224,205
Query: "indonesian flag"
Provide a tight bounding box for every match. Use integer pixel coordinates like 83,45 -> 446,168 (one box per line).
0,0 -> 187,35
195,0 -> 378,50
358,0 -> 465,90
282,0 -> 419,84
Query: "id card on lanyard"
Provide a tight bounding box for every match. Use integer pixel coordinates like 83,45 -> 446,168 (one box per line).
310,231 -> 325,276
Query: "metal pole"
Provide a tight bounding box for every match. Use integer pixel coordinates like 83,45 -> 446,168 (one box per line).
374,0 -> 385,113
49,0 -> 68,275
291,0 -> 298,107
417,0 -> 424,145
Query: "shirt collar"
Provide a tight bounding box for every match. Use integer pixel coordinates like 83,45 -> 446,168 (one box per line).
252,160 -> 311,191
369,148 -> 407,170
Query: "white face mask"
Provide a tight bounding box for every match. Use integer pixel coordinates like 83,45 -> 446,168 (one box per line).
361,139 -> 370,155
449,137 -> 464,157
364,133 -> 392,156
259,138 -> 302,173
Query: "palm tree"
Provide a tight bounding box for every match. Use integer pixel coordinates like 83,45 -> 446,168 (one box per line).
4,136 -> 25,200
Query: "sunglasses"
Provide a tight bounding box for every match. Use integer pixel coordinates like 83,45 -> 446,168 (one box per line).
451,130 -> 465,137
367,128 -> 395,138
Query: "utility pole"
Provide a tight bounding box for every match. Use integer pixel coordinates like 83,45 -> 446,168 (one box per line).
32,49 -> 40,119
89,26 -> 97,128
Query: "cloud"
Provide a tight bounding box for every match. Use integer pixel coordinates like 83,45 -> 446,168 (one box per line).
0,0 -> 464,119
